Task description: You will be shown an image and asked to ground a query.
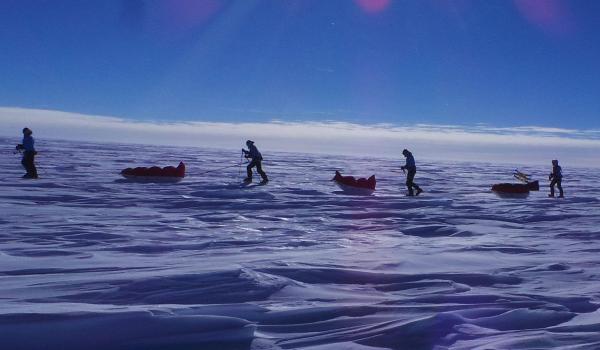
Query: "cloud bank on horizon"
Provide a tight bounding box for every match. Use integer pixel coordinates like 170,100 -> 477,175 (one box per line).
1,107 -> 599,167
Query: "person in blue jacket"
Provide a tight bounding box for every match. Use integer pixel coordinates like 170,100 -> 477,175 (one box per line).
400,149 -> 422,196
15,127 -> 38,179
242,140 -> 268,183
549,159 -> 564,198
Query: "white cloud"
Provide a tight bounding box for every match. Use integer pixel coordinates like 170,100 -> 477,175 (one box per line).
1,106 -> 599,167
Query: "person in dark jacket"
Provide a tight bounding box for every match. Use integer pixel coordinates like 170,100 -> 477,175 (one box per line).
15,127 -> 38,179
549,159 -> 564,198
242,140 -> 268,183
401,149 -> 422,196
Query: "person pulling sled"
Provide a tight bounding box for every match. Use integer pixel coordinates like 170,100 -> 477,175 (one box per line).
242,140 -> 268,184
549,159 -> 564,198
401,149 -> 423,196
15,127 -> 38,179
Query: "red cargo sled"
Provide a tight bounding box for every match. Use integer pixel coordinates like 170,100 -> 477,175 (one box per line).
121,162 -> 186,182
492,180 -> 539,197
332,171 -> 376,195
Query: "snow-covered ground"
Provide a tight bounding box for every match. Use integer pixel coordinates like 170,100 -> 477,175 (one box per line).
1,137 -> 600,350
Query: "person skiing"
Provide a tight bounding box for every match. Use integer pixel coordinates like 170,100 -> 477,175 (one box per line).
15,127 -> 38,179
400,149 -> 422,196
549,159 -> 564,198
242,140 -> 268,183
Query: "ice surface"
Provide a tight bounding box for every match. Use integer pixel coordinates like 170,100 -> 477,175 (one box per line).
1,138 -> 600,349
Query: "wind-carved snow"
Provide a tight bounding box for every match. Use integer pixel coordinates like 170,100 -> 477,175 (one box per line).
1,138 -> 599,350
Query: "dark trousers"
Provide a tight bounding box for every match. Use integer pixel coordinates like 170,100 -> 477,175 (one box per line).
406,168 -> 421,195
550,178 -> 563,197
247,159 -> 268,181
21,151 -> 38,178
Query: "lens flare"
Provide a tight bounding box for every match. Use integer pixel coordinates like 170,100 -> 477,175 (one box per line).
355,0 -> 391,14
513,0 -> 574,36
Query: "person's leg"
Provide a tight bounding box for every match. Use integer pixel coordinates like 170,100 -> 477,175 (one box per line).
246,159 -> 258,180
406,169 -> 416,196
411,170 -> 423,195
256,161 -> 268,181
549,179 -> 556,197
413,179 -> 422,195
29,153 -> 38,178
21,156 -> 28,175
557,179 -> 563,197
23,152 -> 35,177
410,169 -> 421,189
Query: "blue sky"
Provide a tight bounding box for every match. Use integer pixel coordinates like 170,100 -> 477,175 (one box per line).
1,0 -> 599,128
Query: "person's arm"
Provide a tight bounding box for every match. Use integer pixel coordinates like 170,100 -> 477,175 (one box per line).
402,157 -> 413,170
16,144 -> 24,150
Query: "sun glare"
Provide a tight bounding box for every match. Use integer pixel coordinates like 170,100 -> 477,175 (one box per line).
354,0 -> 391,14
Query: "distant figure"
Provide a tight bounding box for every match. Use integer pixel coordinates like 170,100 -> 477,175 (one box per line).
401,149 -> 422,196
549,159 -> 564,198
242,140 -> 268,183
15,127 -> 38,179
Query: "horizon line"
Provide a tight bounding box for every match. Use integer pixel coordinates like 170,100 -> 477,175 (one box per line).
1,106 -> 599,167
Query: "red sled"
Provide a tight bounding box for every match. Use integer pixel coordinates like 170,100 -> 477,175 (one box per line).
332,170 -> 376,195
492,180 -> 539,197
121,162 -> 185,182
